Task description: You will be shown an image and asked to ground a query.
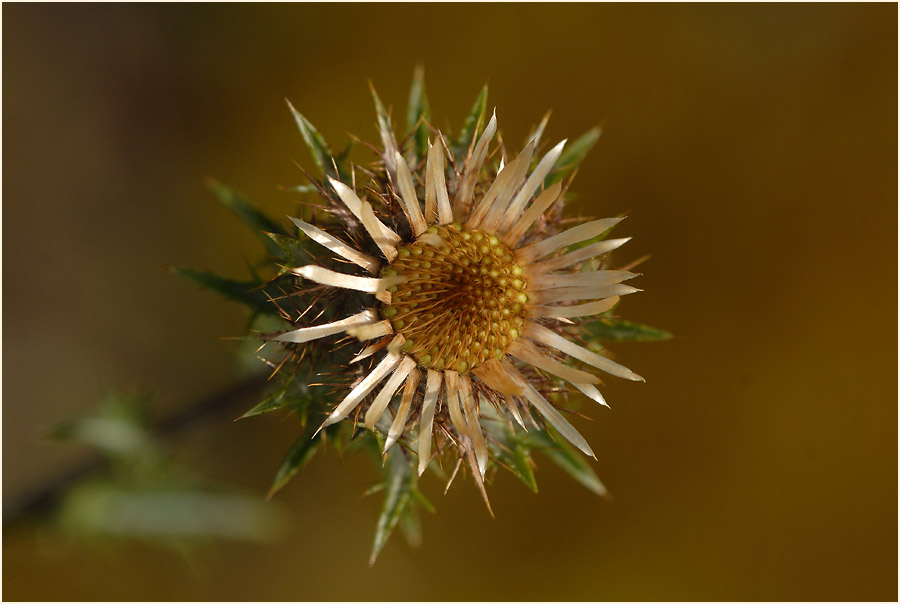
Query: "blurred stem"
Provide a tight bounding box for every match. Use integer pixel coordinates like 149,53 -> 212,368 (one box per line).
3,374 -> 270,528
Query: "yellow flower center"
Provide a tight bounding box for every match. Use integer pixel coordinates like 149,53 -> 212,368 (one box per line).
380,224 -> 527,373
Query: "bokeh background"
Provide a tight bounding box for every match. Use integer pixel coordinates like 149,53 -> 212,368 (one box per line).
3,3 -> 897,601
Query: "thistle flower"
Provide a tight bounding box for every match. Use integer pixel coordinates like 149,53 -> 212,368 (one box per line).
270,80 -> 642,491
178,71 -> 669,561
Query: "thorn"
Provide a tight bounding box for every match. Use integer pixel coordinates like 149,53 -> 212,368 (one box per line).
312,419 -> 328,439
617,254 -> 651,272
444,457 -> 463,494
466,445 -> 494,518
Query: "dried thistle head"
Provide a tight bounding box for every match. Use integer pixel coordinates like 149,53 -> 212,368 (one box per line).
269,77 -> 642,492
181,69 -> 669,562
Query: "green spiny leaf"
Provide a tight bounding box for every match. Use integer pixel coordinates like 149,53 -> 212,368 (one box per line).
398,502 -> 422,548
584,319 -> 673,342
490,435 -> 538,493
286,100 -> 339,179
268,424 -> 322,498
168,267 -> 275,315
372,427 -> 388,456
265,232 -> 314,272
370,447 -> 414,565
240,373 -> 315,420
240,388 -> 291,420
406,65 -> 431,158
527,430 -> 607,497
546,127 -> 602,186
335,139 -> 355,168
206,179 -> 285,256
411,488 -> 436,515
362,482 -> 387,498
453,84 -> 488,162
510,440 -> 539,493
480,406 -> 537,492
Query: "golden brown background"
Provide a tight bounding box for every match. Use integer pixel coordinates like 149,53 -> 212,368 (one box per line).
3,3 -> 897,601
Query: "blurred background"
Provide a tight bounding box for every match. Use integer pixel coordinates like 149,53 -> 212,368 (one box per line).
3,3 -> 896,601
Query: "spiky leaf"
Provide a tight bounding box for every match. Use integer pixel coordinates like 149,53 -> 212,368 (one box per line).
169,267 -> 275,315
406,65 -> 431,158
585,319 -> 673,342
286,100 -> 341,179
240,374 -> 316,419
370,447 -> 414,565
335,139 -> 355,171
527,430 -> 607,497
264,232 -> 315,272
240,387 -> 290,420
268,424 -> 322,498
509,439 -> 539,493
453,85 -> 488,162
410,487 -> 436,515
206,179 -> 285,256
398,502 -> 422,548
490,433 -> 538,493
369,82 -> 401,171
546,127 -> 602,186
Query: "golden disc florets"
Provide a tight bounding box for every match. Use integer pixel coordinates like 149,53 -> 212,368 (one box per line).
380,223 -> 527,373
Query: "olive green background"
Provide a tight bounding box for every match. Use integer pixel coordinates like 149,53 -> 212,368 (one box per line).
3,3 -> 897,601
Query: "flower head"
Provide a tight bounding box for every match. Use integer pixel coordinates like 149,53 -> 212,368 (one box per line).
269,79 -> 644,491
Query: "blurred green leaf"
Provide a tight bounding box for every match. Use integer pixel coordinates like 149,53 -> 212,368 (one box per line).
206,179 -> 285,256
399,502 -> 422,548
50,401 -> 157,461
60,482 -> 286,543
453,84 -> 488,162
585,319 -> 673,342
546,127 -> 602,186
49,391 -> 293,549
411,487 -> 436,515
52,417 -> 154,458
406,65 -> 431,158
370,447 -> 414,565
268,424 -> 322,498
168,267 -> 275,315
362,482 -> 387,498
527,430 -> 607,497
